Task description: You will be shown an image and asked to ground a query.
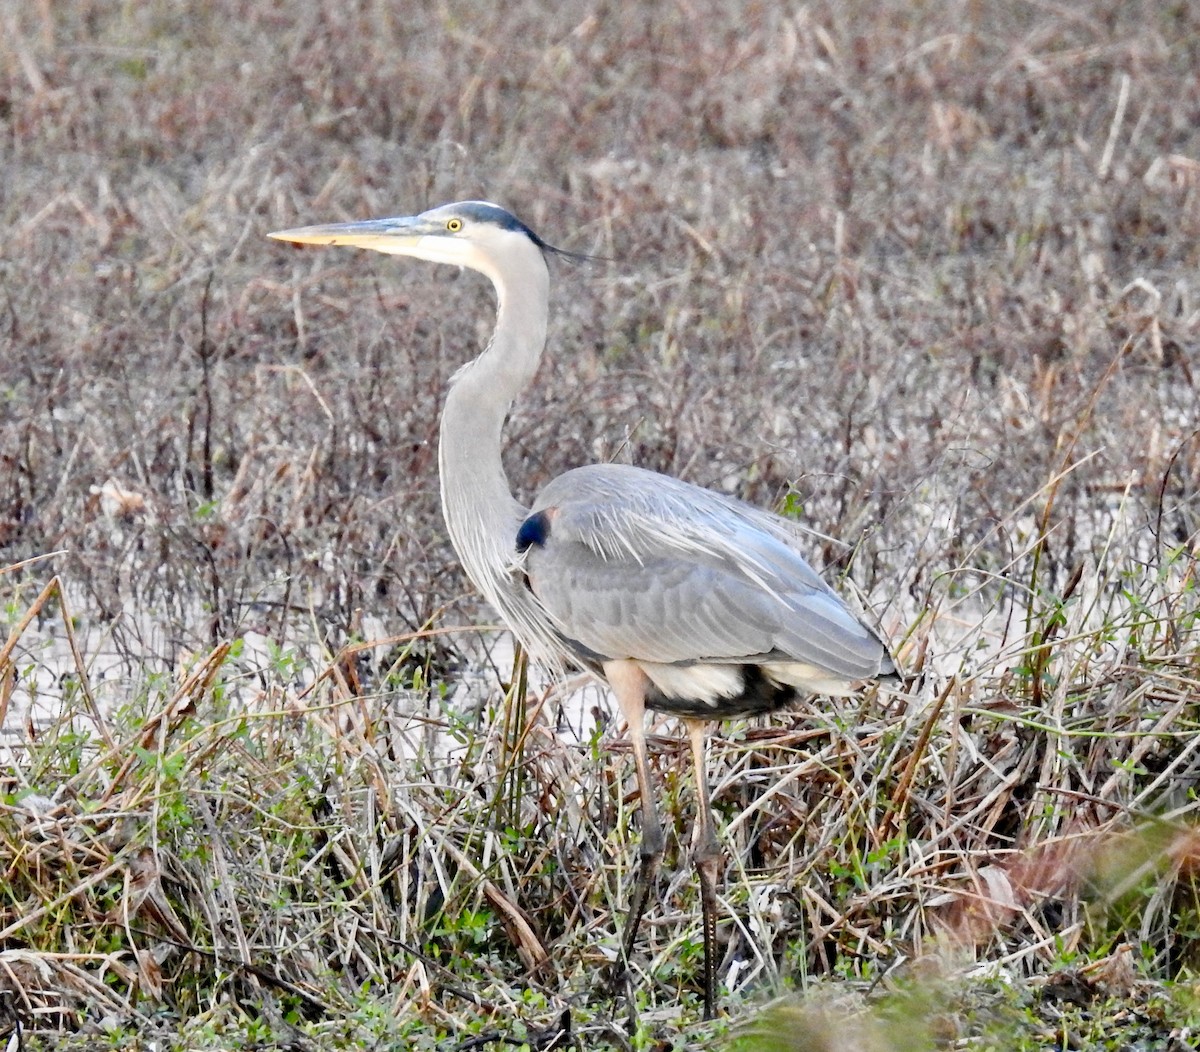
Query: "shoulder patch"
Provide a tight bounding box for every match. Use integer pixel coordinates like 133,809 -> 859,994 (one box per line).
516,509 -> 554,552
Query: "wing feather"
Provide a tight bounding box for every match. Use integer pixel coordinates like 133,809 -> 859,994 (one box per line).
517,463 -> 887,680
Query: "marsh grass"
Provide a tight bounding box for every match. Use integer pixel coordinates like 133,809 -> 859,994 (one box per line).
3,0 -> 1200,1047
2,528 -> 1198,1048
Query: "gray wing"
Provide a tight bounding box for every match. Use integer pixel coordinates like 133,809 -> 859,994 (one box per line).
517,463 -> 887,680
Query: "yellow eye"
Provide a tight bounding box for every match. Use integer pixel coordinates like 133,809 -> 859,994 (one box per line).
446,218 -> 463,232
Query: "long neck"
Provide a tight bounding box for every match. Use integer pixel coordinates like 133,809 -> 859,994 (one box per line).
438,250 -> 549,642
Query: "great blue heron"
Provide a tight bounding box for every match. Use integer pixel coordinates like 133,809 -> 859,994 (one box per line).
269,202 -> 897,1018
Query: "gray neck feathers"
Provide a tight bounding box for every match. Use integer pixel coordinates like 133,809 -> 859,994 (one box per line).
437,244 -> 562,665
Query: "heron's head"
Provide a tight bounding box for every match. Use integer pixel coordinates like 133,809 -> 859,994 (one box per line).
269,201 -> 556,287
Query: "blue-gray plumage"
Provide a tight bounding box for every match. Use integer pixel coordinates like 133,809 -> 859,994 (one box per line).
522,462 -> 892,716
269,201 -> 897,1020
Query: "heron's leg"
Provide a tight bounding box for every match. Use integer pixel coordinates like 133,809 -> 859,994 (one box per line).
685,718 -> 720,1020
602,662 -> 665,976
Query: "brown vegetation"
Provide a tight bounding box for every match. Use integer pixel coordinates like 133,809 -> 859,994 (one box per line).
1,0 -> 1199,1048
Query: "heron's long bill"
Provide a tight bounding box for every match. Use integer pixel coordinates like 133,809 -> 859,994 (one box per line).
268,216 -> 426,254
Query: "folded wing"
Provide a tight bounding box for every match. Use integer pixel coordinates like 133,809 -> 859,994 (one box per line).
516,463 -> 891,693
